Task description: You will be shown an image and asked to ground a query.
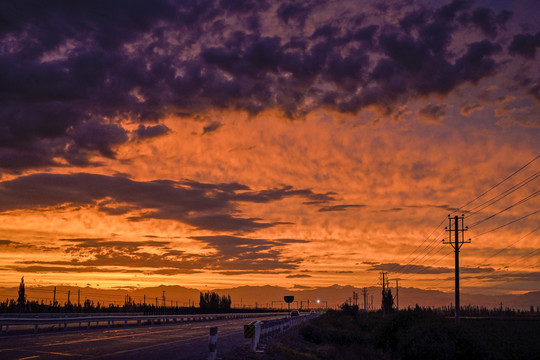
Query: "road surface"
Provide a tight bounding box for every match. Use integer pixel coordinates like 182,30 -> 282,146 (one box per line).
0,315 -> 281,360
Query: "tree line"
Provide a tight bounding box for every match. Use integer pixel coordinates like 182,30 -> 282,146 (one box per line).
1,278 -> 240,314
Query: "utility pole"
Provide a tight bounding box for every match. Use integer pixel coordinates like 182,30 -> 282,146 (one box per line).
53,286 -> 57,306
379,272 -> 388,314
78,289 -> 80,308
443,214 -> 470,323
395,280 -> 399,311
362,287 -> 368,311
162,291 -> 166,307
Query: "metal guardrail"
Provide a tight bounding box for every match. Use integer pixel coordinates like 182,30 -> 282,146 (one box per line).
0,312 -> 280,335
246,313 -> 318,351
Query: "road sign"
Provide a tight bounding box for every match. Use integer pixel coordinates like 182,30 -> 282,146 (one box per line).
244,322 -> 256,338
284,296 -> 294,303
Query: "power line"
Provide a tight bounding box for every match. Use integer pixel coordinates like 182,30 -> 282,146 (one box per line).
384,154 -> 539,295
462,248 -> 540,289
384,218 -> 447,274
390,228 -> 446,274
461,226 -> 540,288
474,209 -> 540,238
468,190 -> 540,228
398,247 -> 452,281
465,226 -> 540,268
465,172 -> 539,216
456,154 -> 540,211
399,231 -> 447,273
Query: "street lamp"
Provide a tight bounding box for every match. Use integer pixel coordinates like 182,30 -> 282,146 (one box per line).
316,299 -> 327,309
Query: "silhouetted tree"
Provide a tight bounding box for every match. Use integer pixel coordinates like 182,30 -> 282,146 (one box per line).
382,288 -> 393,315
17,276 -> 26,311
199,291 -> 231,310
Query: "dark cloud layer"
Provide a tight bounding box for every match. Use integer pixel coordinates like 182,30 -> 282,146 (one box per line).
318,204 -> 366,212
0,0 -> 534,171
0,172 -> 331,232
369,262 -> 494,275
11,235 -> 307,275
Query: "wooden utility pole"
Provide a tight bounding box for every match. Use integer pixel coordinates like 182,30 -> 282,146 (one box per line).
362,287 -> 368,311
443,214 -> 470,323
380,272 -> 389,315
395,280 -> 399,311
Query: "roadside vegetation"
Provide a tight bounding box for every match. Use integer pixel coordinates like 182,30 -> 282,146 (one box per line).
0,278 -> 280,315
227,305 -> 540,360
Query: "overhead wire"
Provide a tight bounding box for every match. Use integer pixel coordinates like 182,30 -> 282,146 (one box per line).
474,209 -> 540,238
462,248 -> 540,289
465,172 -> 539,217
468,190 -> 540,228
464,226 -> 540,268
389,228 -> 446,274
455,153 -> 540,212
390,154 -> 540,291
383,218 -> 448,274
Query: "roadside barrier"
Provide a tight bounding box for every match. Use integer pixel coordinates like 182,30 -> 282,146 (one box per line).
244,313 -> 318,351
244,321 -> 262,351
208,326 -> 218,360
0,312 -> 279,335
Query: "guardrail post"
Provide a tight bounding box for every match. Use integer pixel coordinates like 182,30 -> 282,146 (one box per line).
208,326 -> 218,360
254,321 -> 261,351
34,324 -> 38,334
87,321 -> 91,329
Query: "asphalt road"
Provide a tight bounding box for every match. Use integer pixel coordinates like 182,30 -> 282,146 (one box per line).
0,315 -> 281,360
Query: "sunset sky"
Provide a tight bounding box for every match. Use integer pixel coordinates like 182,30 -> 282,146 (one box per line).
0,0 -> 538,296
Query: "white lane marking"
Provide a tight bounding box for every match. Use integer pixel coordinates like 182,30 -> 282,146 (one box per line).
34,318 -> 246,348
32,350 -> 81,357
34,326 -> 203,347
89,328 -> 241,359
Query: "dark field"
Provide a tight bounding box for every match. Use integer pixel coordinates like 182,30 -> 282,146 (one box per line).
226,308 -> 540,360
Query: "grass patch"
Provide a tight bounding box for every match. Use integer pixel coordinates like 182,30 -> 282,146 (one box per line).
225,308 -> 540,360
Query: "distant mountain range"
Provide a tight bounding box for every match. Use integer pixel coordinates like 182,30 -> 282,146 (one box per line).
1,284 -> 538,310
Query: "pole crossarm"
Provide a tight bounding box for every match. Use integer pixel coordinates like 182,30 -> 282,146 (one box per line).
443,214 -> 471,249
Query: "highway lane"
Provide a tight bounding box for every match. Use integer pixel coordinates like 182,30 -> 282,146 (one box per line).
0,315 -> 284,360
